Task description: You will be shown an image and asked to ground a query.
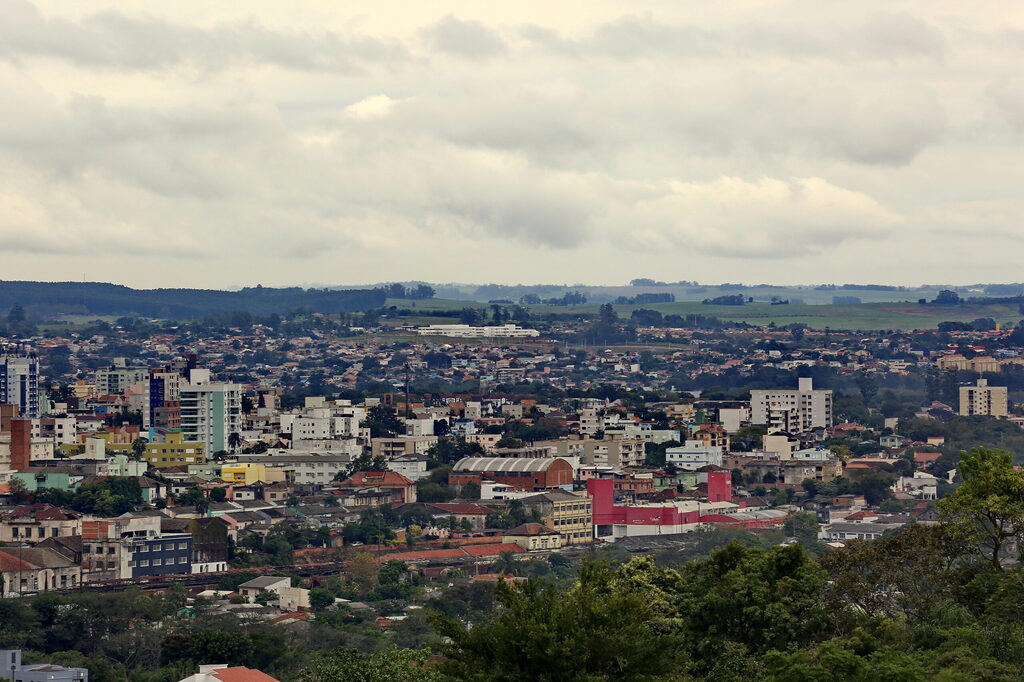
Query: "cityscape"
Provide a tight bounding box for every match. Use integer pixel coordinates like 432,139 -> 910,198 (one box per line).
4,0 -> 1024,680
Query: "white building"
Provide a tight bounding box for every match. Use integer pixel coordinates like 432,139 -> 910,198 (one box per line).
750,378 -> 832,433
179,379 -> 243,454
0,352 -> 38,418
417,324 -> 539,338
665,440 -> 724,471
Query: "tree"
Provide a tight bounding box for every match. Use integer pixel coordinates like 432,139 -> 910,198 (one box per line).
309,587 -> 336,611
131,437 -> 147,458
299,647 -> 442,682
433,562 -> 685,681
228,432 -> 243,453
938,446 -> 1024,568
209,487 -> 227,503
7,304 -> 25,323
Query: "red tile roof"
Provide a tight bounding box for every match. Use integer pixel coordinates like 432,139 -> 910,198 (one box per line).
914,452 -> 942,463
0,551 -> 34,571
212,668 -> 280,682
339,471 -> 414,487
461,543 -> 525,557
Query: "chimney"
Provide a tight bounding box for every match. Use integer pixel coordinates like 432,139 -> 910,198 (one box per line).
10,419 -> 31,471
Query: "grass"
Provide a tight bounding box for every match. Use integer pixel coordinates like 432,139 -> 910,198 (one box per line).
389,299 -> 1023,331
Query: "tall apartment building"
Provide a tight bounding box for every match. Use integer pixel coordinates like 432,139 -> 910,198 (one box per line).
959,378 -> 1008,417
94,360 -> 149,396
750,378 -> 832,434
179,380 -> 242,454
0,352 -> 38,418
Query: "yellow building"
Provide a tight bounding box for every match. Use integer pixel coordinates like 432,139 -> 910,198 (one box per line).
142,432 -> 207,468
959,379 -> 1008,418
221,462 -> 285,485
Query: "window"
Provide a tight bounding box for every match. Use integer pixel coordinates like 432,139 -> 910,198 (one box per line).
178,557 -> 188,564
178,542 -> 187,550
138,545 -> 147,553
140,560 -> 149,567
152,559 -> 162,566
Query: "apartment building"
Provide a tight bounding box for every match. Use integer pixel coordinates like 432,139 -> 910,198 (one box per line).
750,378 -> 833,433
179,381 -> 242,454
519,490 -> 593,545
959,378 -> 1008,417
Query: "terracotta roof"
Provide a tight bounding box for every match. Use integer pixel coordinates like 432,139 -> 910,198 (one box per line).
461,543 -> 525,557
505,523 -> 556,536
212,667 -> 280,682
914,452 -> 942,463
0,551 -> 33,571
339,471 -> 414,487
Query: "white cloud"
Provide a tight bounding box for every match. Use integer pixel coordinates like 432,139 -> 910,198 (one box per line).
0,1 -> 1021,286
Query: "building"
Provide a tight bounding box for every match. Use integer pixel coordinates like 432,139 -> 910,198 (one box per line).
537,436 -> 645,468
142,431 -> 207,468
450,457 -> 575,492
0,650 -> 88,681
161,517 -> 230,573
230,454 -> 350,486
750,378 -> 833,433
0,548 -> 82,596
0,352 -> 38,418
502,523 -> 562,551
417,324 -> 539,338
665,440 -> 724,471
129,533 -> 193,578
959,378 -> 1008,417
238,575 -> 292,603
0,505 -> 82,544
178,665 -> 279,682
179,381 -> 243,454
334,471 -> 417,504
94,361 -> 149,396
518,490 -> 593,544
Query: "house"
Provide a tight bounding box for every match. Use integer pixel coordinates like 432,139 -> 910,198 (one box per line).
0,650 -> 88,681
0,547 -> 82,596
502,523 -> 562,551
177,665 -> 279,682
0,505 -> 82,544
334,471 -> 417,504
237,576 -> 291,603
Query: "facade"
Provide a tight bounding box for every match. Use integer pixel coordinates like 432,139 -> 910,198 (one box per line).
230,454 -> 350,486
537,437 -> 645,468
94,362 -> 149,396
179,382 -> 243,454
142,431 -> 207,467
959,378 -> 1008,417
335,471 -> 417,504
417,324 -> 539,338
518,490 -> 593,544
502,523 -> 562,551
0,548 -> 82,596
0,505 -> 82,544
750,378 -> 833,433
130,533 -> 192,578
0,352 -> 38,418
665,440 -> 725,471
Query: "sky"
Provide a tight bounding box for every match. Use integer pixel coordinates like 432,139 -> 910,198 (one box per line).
2,0 -> 1023,289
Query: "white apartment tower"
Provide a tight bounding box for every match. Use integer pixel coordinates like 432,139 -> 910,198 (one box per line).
750,377 -> 833,433
0,351 -> 39,418
179,377 -> 243,454
959,378 -> 1008,417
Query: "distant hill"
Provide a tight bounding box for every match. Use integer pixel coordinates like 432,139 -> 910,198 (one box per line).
0,281 -> 385,318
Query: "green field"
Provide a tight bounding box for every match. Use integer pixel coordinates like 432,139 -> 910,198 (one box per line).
389,298 -> 1023,332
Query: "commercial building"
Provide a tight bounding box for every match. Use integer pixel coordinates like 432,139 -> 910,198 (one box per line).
142,431 -> 207,468
750,378 -> 833,433
449,457 -> 574,492
665,440 -> 724,471
518,490 -> 593,544
959,378 -> 1008,417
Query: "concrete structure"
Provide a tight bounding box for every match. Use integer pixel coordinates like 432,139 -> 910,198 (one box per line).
238,575 -> 291,603
518,490 -> 593,544
502,523 -> 562,551
0,505 -> 81,544
959,378 -> 1008,417
142,431 -> 207,468
94,361 -> 149,396
230,454 -> 350,486
178,666 -> 278,682
750,378 -> 833,433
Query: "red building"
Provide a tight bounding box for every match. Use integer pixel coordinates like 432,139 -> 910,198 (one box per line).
335,471 -> 418,504
450,457 -> 574,491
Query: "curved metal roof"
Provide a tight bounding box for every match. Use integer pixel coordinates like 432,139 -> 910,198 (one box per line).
453,457 -> 566,473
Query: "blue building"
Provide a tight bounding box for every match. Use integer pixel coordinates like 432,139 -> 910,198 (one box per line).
129,533 -> 192,578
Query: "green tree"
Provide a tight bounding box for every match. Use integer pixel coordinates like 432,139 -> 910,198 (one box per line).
209,487 -> 227,503
433,562 -> 685,681
309,588 -> 336,611
299,647 -> 442,682
938,446 -> 1024,568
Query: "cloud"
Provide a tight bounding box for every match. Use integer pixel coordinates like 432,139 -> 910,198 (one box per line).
0,0 -> 407,73
422,15 -> 507,58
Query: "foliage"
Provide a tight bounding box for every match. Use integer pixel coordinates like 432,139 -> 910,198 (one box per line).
299,647 -> 442,682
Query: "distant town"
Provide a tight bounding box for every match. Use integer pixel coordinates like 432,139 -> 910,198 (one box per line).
0,283 -> 1023,679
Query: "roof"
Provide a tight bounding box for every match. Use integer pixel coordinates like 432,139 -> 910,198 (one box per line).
338,471 -> 414,487
505,523 -> 557,536
453,457 -> 567,473
0,550 -> 34,571
914,452 -> 942,463
427,503 -> 493,515
238,576 -> 290,590
211,667 -> 280,682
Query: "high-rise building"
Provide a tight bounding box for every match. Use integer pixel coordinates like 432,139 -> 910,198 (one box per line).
179,379 -> 242,454
0,351 -> 39,418
959,378 -> 1008,417
750,377 -> 833,433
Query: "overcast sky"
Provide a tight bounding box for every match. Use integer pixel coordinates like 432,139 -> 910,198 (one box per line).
2,1 -> 1023,289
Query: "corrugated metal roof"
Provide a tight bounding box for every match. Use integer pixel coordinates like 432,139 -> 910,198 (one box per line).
453,457 -> 565,473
